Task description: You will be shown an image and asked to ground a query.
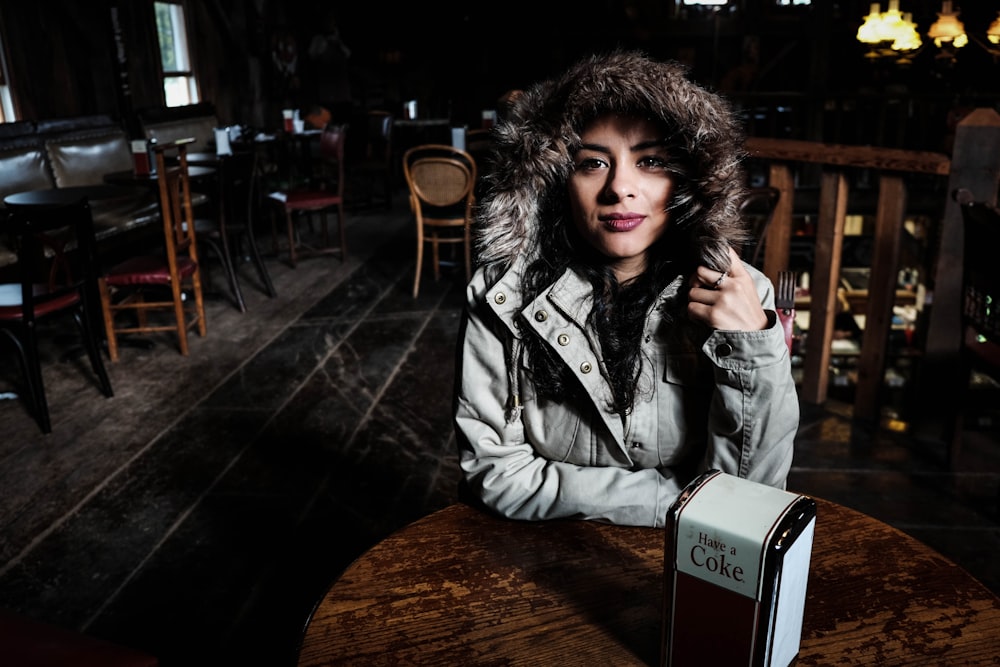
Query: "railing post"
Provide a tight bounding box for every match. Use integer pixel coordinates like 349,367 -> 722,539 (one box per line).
917,108 -> 1000,438
801,169 -> 848,404
762,162 -> 795,284
854,174 -> 907,423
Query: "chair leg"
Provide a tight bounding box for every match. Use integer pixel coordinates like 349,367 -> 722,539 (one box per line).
74,308 -> 113,398
200,234 -> 246,313
413,232 -> 424,298
98,277 -> 120,363
243,225 -> 277,297
218,227 -> 247,313
22,330 -> 51,434
191,268 -> 207,338
431,236 -> 441,282
286,208 -> 298,268
170,280 -> 190,356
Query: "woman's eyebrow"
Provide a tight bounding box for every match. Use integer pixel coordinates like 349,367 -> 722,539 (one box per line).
578,142 -> 610,153
578,139 -> 668,153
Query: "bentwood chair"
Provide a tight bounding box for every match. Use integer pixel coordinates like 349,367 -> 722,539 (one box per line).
98,138 -> 207,361
194,150 -> 276,312
268,124 -> 348,267
947,190 -> 1000,469
402,144 -> 476,298
0,197 -> 113,433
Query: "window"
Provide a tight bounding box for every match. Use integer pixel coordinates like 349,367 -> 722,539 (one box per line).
0,29 -> 16,121
155,1 -> 199,106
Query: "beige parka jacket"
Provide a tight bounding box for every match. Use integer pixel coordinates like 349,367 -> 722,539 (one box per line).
453,51 -> 798,528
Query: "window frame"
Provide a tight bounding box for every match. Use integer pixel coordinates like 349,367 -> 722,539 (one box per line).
154,0 -> 200,107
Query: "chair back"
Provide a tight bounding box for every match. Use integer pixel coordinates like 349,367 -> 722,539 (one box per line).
317,124 -> 347,198
403,144 -> 477,212
406,157 -> 475,210
153,138 -> 200,270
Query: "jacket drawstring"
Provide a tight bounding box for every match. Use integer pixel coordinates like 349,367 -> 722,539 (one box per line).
505,337 -> 524,424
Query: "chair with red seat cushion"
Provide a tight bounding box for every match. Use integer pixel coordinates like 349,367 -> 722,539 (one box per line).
98,138 -> 207,361
0,196 -> 113,433
268,124 -> 347,267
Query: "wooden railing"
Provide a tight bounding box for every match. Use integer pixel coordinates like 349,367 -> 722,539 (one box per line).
744,108 -> 1000,424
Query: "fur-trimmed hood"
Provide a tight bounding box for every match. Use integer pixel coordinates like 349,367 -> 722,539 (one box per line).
474,50 -> 749,274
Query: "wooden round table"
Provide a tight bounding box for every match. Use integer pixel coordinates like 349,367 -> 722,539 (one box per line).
298,500 -> 1000,666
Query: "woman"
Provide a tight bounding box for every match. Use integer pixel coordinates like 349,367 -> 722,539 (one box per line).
454,51 -> 798,528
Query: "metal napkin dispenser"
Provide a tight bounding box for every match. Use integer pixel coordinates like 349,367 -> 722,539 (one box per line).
662,470 -> 816,667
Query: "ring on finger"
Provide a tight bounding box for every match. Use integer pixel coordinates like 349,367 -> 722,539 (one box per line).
713,271 -> 728,290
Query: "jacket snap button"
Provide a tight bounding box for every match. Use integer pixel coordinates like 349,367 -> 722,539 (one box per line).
557,333 -> 569,346
580,361 -> 592,373
715,342 -> 734,357
494,293 -> 506,304
534,310 -> 548,322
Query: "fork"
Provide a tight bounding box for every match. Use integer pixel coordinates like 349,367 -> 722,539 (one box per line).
775,270 -> 797,354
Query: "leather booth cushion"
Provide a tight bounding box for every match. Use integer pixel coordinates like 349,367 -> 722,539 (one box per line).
46,131 -> 133,188
0,145 -> 53,201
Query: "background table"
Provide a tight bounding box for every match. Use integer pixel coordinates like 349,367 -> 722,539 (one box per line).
3,184 -> 144,208
103,166 -> 216,186
298,500 -> 1000,666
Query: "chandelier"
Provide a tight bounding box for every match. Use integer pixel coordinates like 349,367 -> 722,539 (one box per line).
856,0 -> 922,63
858,2 -> 1000,64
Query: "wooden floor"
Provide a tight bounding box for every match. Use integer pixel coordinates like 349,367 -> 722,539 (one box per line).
1,194 -> 998,666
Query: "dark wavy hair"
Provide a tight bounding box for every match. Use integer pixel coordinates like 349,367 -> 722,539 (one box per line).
520,112 -> 707,415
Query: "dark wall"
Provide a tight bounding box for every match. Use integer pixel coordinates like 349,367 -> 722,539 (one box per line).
0,0 -> 997,149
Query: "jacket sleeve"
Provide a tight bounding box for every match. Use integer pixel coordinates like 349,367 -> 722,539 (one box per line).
698,262 -> 798,490
453,271 -> 682,528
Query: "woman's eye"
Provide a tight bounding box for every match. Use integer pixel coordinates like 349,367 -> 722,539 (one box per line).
639,156 -> 669,169
575,157 -> 607,171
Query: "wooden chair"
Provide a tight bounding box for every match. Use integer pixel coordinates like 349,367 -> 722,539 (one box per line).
0,196 -> 113,433
948,190 -> 1000,468
98,138 -> 207,361
268,124 -> 347,267
194,149 -> 276,312
402,144 -> 476,298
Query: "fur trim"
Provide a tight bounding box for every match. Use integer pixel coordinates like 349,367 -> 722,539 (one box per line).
474,50 -> 748,273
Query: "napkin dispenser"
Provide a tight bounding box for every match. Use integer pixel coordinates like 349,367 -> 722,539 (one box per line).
662,470 -> 816,667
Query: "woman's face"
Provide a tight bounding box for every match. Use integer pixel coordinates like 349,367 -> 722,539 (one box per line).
568,113 -> 674,282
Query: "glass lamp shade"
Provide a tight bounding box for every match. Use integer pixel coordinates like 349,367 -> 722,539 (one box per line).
893,14 -> 922,52
928,1 -> 967,48
988,13 -> 1000,45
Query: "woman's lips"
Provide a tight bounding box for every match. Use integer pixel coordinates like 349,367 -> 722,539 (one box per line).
601,214 -> 644,232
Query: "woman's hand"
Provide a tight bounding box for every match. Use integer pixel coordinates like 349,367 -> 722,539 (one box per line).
687,247 -> 768,331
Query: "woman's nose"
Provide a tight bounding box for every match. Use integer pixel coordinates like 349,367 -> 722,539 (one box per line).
602,165 -> 636,200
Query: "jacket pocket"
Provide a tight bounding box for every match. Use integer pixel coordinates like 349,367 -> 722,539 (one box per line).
662,353 -> 713,388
